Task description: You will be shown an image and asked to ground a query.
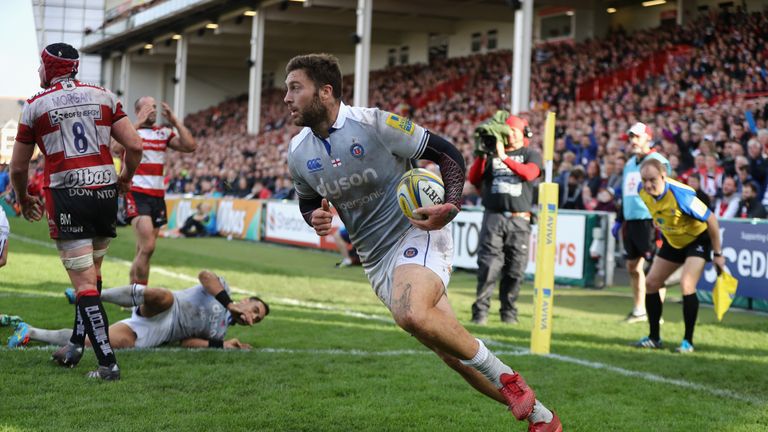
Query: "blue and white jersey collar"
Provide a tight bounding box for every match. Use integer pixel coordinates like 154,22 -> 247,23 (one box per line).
309,101 -> 349,144
331,101 -> 351,130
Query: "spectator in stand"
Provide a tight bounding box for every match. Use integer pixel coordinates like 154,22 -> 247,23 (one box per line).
585,159 -> 603,197
736,181 -> 767,219
746,138 -> 767,190
719,141 -> 738,177
566,130 -> 598,167
246,181 -> 272,200
680,154 -> 706,185
229,177 -> 251,198
731,123 -> 751,150
734,156 -> 754,193
685,175 -> 712,209
699,154 -> 724,203
757,129 -> 768,162
594,186 -> 617,212
272,177 -> 295,200
713,176 -> 740,219
561,166 -> 586,210
604,155 -> 623,194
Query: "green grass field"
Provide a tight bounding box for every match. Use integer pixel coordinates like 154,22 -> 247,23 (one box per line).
1,218 -> 766,431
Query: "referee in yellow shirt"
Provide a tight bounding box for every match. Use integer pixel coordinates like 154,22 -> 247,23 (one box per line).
633,158 -> 725,353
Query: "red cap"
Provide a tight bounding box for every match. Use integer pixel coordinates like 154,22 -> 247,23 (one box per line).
505,115 -> 529,146
506,115 -> 528,131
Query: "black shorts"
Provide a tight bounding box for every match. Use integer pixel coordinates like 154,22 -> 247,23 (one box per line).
44,186 -> 118,240
125,191 -> 168,228
657,231 -> 712,264
622,219 -> 656,260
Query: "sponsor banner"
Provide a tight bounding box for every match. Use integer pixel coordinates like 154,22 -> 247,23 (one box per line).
697,219 -> 768,300
216,199 -> 262,241
164,197 -> 262,240
263,201 -> 341,251
264,201 -> 320,247
451,211 -> 586,280
164,197 -> 218,235
451,211 -> 484,269
527,213 -> 585,280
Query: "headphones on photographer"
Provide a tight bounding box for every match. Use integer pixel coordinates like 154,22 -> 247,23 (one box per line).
505,114 -> 533,142
522,125 -> 533,139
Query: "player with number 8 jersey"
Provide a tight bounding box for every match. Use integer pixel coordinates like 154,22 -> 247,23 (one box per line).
15,54 -> 140,240
11,43 -> 143,381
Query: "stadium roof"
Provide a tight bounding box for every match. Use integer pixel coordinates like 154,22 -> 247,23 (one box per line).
81,0 -> 606,61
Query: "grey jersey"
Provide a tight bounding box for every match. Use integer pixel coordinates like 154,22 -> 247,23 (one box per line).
168,285 -> 231,342
288,103 -> 429,264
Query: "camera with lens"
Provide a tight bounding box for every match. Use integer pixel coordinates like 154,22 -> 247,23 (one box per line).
477,130 -> 498,154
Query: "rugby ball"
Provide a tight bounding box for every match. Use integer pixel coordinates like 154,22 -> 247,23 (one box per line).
397,168 -> 445,220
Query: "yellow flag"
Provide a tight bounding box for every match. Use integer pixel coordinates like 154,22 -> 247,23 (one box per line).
712,271 -> 738,322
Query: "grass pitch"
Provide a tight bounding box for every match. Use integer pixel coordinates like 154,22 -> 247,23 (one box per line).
1,218 -> 766,431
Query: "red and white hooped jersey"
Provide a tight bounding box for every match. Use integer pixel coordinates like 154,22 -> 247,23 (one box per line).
15,79 -> 126,189
131,126 -> 175,198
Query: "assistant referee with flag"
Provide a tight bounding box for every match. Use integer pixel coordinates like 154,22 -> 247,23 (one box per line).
633,158 -> 725,353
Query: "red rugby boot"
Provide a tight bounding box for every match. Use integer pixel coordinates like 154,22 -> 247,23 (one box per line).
499,372 -> 536,420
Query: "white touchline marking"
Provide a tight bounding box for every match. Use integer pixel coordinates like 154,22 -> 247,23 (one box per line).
1,345 -> 526,357
483,341 -> 764,405
9,233 -> 765,405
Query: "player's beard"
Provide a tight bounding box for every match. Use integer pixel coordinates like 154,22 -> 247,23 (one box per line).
297,92 -> 328,128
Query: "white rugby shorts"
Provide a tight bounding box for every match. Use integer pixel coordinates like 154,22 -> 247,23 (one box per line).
364,224 -> 453,308
118,302 -> 177,348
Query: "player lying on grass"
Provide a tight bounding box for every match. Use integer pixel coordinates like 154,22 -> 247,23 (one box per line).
8,270 -> 269,351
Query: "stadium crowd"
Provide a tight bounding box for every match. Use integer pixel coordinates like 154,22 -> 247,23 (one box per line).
4,8 -> 766,222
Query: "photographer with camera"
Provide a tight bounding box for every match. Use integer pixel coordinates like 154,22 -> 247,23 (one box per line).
468,111 -> 542,325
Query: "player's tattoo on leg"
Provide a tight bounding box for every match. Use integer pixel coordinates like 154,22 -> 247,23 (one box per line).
393,282 -> 413,315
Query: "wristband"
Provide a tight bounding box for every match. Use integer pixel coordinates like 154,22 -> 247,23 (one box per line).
208,339 -> 224,349
215,290 -> 233,308
713,251 -> 722,257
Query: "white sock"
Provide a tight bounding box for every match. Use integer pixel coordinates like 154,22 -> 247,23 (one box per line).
101,284 -> 145,307
528,400 -> 554,424
28,327 -> 71,345
633,306 -> 645,316
460,338 -> 514,387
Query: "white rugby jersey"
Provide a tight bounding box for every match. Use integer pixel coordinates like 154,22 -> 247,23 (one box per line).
131,126 -> 175,197
287,102 -> 429,265
15,79 -> 126,189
